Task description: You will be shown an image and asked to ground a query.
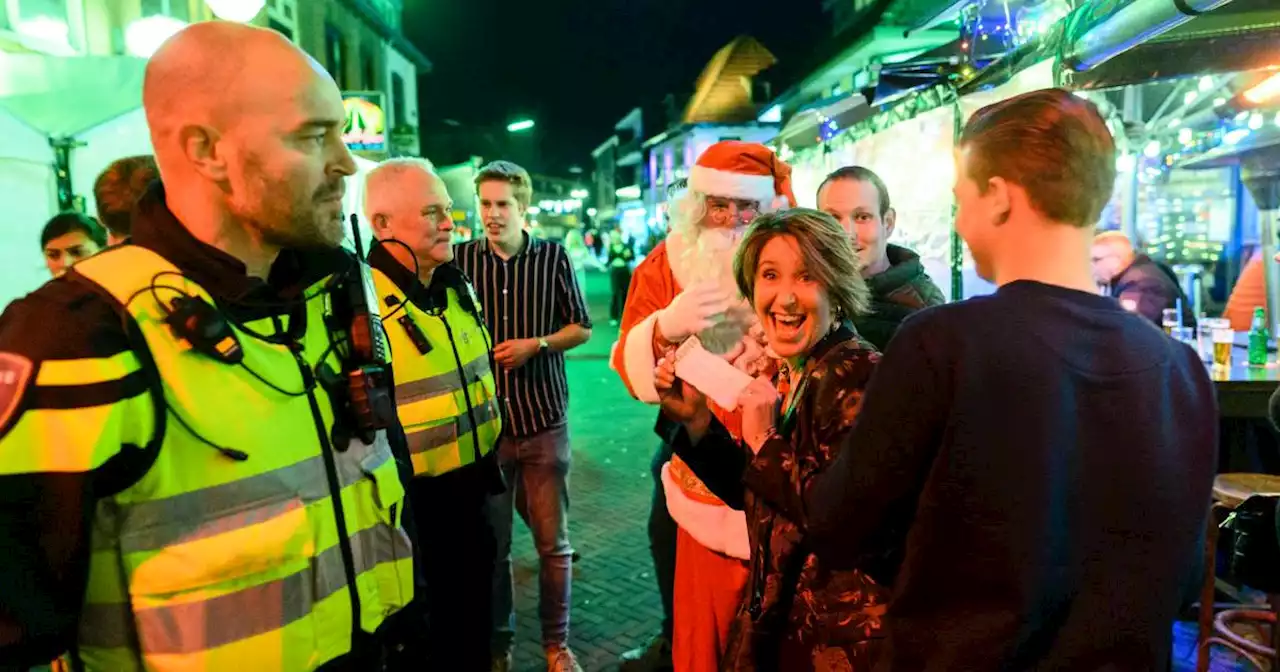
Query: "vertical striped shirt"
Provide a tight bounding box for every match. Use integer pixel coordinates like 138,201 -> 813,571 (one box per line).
454,232 -> 592,437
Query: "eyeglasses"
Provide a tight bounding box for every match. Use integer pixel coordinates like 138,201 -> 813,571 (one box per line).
706,197 -> 760,225
423,205 -> 454,224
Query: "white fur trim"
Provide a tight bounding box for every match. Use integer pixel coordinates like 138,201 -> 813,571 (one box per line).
622,312 -> 661,403
689,164 -> 778,206
662,462 -> 751,560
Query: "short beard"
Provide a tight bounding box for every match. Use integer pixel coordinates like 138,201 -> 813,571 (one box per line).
230,160 -> 345,250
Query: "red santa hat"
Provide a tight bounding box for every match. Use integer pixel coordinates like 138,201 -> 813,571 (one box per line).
688,141 -> 796,212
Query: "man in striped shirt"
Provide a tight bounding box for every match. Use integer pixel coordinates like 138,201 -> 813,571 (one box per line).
453,160 -> 592,672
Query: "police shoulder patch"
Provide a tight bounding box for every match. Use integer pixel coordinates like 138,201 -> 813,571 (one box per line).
0,352 -> 33,430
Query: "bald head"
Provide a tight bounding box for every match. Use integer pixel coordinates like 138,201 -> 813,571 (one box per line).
141,20 -> 356,262
145,23 -> 324,156
364,158 -> 456,276
364,158 -> 439,220
1091,230 -> 1136,284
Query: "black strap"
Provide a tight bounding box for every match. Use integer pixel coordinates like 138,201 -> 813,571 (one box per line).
1172,0 -> 1207,15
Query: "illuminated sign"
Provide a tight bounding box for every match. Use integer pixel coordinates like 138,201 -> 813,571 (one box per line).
342,91 -> 387,152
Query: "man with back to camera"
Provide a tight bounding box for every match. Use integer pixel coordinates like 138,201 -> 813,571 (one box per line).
0,22 -> 419,670
817,166 -> 945,350
744,88 -> 1218,669
453,160 -> 592,672
364,157 -> 504,670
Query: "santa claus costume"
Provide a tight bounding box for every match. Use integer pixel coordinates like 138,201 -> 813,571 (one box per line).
611,141 -> 795,672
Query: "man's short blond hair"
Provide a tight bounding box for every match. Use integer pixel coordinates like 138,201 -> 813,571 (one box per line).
474,160 -> 533,209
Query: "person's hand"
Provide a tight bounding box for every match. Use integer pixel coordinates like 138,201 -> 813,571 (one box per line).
739,375 -> 781,454
494,338 -> 541,369
655,352 -> 709,425
655,282 -> 734,344
720,339 -> 746,363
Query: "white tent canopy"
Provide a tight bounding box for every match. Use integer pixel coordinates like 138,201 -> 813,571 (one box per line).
0,53 -> 153,308
0,53 -> 148,137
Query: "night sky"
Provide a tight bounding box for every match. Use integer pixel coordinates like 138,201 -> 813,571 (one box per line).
403,0 -> 828,174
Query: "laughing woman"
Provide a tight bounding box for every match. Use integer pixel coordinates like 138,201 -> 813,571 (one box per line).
654,208 -> 891,671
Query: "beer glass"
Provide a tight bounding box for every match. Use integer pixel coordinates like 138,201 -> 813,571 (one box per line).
1197,318 -> 1216,362
1213,323 -> 1234,369
1162,308 -> 1179,336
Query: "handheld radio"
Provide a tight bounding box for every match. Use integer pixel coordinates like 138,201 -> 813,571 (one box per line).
326,214 -> 396,446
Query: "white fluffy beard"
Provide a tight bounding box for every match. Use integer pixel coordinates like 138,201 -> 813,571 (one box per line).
669,227 -> 740,289
666,224 -> 756,355
666,191 -> 743,290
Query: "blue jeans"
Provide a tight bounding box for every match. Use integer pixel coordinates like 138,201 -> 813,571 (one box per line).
490,424 -> 574,653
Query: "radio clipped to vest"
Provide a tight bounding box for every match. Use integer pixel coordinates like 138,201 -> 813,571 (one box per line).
385,296 -> 432,355
321,215 -> 397,448
164,294 -> 244,364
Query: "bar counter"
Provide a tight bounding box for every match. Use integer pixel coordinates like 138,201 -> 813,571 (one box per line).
1213,342 -> 1280,473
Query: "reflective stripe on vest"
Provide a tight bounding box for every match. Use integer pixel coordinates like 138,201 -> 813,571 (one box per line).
70,246 -> 414,672
0,350 -> 155,475
372,268 -> 501,477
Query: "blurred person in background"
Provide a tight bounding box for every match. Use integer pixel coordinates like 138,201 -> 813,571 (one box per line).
563,228 -> 604,301
1222,248 -> 1268,331
817,166 -> 944,350
93,155 -> 159,245
1092,230 -> 1193,326
40,212 -> 107,277
655,208 -> 890,671
607,224 -> 635,326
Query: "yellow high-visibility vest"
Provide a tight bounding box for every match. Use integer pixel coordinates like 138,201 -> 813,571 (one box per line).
372,267 -> 501,477
31,245 -> 416,671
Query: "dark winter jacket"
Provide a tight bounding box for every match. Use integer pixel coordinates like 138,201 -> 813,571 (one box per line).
1109,254 -> 1194,326
853,245 -> 946,351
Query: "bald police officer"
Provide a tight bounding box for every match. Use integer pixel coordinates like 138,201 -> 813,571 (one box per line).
0,22 -> 416,671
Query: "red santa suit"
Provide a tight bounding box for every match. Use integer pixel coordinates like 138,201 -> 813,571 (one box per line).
611,141 -> 795,672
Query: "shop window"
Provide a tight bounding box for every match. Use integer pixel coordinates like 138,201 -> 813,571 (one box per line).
139,0 -> 189,22
16,0 -> 67,23
325,23 -> 345,89
11,0 -> 78,50
268,0 -> 296,38
268,17 -> 292,41
362,46 -> 376,90
391,73 -> 406,126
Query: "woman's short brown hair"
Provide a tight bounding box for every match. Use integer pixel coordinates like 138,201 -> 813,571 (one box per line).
474,160 -> 533,209
733,208 -> 871,320
961,88 -> 1116,228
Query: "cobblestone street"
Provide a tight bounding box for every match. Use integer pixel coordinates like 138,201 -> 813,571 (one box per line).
506,269 -> 665,672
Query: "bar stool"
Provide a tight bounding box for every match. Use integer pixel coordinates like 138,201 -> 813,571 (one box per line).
1197,473 -> 1280,671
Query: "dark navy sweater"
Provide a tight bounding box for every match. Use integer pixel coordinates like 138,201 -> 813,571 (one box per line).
749,280 -> 1218,671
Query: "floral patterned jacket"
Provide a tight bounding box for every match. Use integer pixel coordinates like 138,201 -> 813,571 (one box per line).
665,324 -> 891,671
